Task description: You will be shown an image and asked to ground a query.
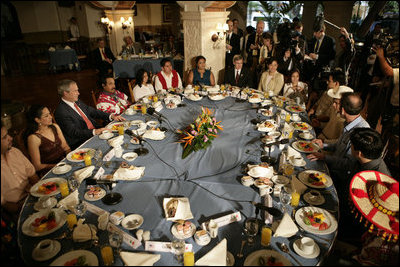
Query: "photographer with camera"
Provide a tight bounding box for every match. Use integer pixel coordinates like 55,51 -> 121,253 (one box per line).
335,27 -> 355,84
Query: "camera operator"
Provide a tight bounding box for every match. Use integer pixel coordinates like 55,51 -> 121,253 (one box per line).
335,27 -> 355,84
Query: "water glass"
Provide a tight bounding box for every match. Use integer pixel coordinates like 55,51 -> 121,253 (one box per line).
280,188 -> 292,212
68,178 -> 80,192
171,239 -> 185,263
109,232 -> 123,254
74,201 -> 87,217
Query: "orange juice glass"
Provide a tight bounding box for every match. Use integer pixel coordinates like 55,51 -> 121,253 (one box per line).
67,213 -> 78,229
283,163 -> 294,176
153,95 -> 158,103
101,245 -> 114,266
183,252 -> 195,266
117,125 -> 124,135
285,113 -> 291,122
261,226 -> 272,246
84,154 -> 92,166
59,181 -> 70,198
141,104 -> 147,115
291,191 -> 300,207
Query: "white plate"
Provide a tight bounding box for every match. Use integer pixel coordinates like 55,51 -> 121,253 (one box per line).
295,206 -> 338,235
288,156 -> 307,167
187,93 -> 203,101
298,170 -> 333,189
30,177 -> 67,197
50,250 -> 98,266
106,122 -> 125,131
248,97 -> 262,103
99,132 -> 114,140
66,148 -> 95,162
52,164 -> 72,175
247,166 -> 273,178
32,240 -> 61,261
261,99 -> 273,106
299,132 -> 314,140
291,141 -> 320,154
208,94 -> 226,101
34,197 -> 58,211
22,209 -> 67,237
122,152 -> 138,161
131,119 -> 145,126
227,251 -> 235,266
293,238 -> 320,258
291,116 -> 302,122
257,120 -> 277,132
291,122 -> 312,131
285,105 -> 305,113
268,131 -> 281,138
171,222 -> 196,240
244,249 -> 292,266
260,109 -> 274,117
253,178 -> 273,188
271,175 -> 290,186
146,120 -> 159,128
121,214 -> 144,230
84,188 -> 106,202
303,190 -> 326,205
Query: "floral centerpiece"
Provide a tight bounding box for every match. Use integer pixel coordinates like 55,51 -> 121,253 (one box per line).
177,107 -> 223,159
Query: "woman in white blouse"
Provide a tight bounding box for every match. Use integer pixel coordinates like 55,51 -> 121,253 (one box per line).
258,58 -> 284,95
133,69 -> 157,102
282,69 -> 308,104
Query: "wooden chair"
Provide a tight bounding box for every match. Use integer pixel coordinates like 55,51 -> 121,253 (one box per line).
12,129 -> 30,160
91,90 -> 99,107
127,79 -> 136,103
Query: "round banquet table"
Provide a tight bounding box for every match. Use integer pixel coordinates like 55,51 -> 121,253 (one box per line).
18,93 -> 339,266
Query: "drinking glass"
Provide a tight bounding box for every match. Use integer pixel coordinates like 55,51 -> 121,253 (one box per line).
67,213 -> 78,230
109,231 -> 123,255
291,191 -> 300,207
141,104 -> 147,115
84,154 -> 92,166
244,218 -> 259,246
183,251 -> 195,266
171,239 -> 185,263
101,245 -> 114,266
74,201 -> 87,218
59,181 -> 70,198
261,226 -> 272,247
283,163 -> 294,176
94,149 -> 103,166
280,188 -> 292,212
68,178 -> 80,192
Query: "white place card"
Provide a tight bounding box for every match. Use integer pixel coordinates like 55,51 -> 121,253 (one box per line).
155,105 -> 163,113
264,194 -> 273,225
103,149 -> 115,161
85,201 -> 109,216
94,167 -> 105,180
107,223 -> 142,249
145,241 -> 193,253
201,211 -> 241,231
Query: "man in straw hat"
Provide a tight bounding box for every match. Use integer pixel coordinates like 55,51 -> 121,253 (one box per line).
349,170 -> 399,265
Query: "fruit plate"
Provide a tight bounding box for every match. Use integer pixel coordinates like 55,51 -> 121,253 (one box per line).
30,177 -> 67,197
295,206 -> 338,235
291,140 -> 320,153
298,170 -> 333,189
22,208 -> 67,237
66,148 -> 95,162
244,249 -> 292,266
50,250 -> 98,266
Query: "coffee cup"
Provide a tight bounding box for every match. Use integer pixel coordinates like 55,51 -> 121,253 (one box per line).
259,185 -> 273,196
292,156 -> 303,165
38,196 -> 53,208
308,190 -> 322,201
35,239 -> 54,256
302,131 -> 313,139
125,108 -> 134,115
241,176 -> 254,187
208,219 -> 219,238
273,186 -> 282,197
299,237 -> 315,255
292,113 -> 300,121
56,163 -> 68,173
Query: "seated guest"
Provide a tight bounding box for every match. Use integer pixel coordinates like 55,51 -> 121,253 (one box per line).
93,38 -> 116,76
154,58 -> 183,91
121,36 -> 136,55
224,55 -> 254,88
25,105 -> 71,177
1,122 -> 40,216
163,35 -> 178,55
187,55 -> 216,86
277,46 -> 302,78
96,76 -> 130,115
282,69 -> 308,104
307,92 -> 370,175
258,58 -> 284,95
133,69 -> 157,101
55,79 -> 125,150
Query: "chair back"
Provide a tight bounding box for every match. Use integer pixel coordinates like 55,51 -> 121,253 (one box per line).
91,90 -> 99,107
127,79 -> 136,103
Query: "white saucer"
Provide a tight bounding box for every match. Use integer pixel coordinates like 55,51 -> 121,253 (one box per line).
293,238 -> 320,258
84,188 -> 106,202
288,157 -> 307,167
146,120 -> 159,128
34,197 -> 58,211
299,132 -> 314,140
121,214 -> 144,230
99,132 -> 114,140
122,152 -> 138,161
52,164 -> 72,175
303,190 -> 325,205
32,240 -> 61,261
291,116 -> 302,122
271,175 -> 290,186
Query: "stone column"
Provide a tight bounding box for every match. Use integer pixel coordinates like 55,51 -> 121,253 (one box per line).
105,9 -> 136,56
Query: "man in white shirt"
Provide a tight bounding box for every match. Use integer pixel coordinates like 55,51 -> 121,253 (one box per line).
154,58 -> 183,92
55,79 -> 125,149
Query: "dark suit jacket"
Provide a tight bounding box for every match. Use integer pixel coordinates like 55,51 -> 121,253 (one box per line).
308,35 -> 336,70
245,32 -> 262,63
92,47 -> 116,75
224,66 -> 254,88
55,99 -> 110,150
225,32 -> 241,67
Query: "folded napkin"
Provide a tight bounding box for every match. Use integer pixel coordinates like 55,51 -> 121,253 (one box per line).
120,252 -> 161,266
142,130 -> 165,140
113,165 -> 145,181
108,135 -> 124,147
98,211 -> 109,231
64,45 -> 71,50
163,197 -> 194,221
195,238 -> 227,266
287,145 -> 301,159
48,47 -> 56,51
206,86 -> 219,93
57,189 -> 79,211
187,93 -> 202,101
282,122 -> 294,139
74,166 -> 95,183
273,212 -> 298,238
291,175 -> 308,195
73,219 -> 98,242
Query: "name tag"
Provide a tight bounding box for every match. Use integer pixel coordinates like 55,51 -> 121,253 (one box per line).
94,167 -> 105,179
201,211 -> 241,230
145,241 -> 193,253
103,149 -> 115,161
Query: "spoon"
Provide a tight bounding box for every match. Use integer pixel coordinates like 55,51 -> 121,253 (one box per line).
278,242 -> 303,266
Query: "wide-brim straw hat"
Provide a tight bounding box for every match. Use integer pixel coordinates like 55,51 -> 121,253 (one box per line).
327,85 -> 354,99
349,170 -> 399,242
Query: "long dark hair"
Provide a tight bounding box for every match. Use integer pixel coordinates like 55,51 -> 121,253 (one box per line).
24,105 -> 55,147
135,69 -> 149,87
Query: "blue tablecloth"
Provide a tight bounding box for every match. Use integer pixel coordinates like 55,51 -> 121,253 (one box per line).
49,49 -> 80,71
113,58 -> 174,79
18,96 -> 339,266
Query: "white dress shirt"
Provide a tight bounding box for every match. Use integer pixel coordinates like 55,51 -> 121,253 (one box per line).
154,71 -> 183,92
